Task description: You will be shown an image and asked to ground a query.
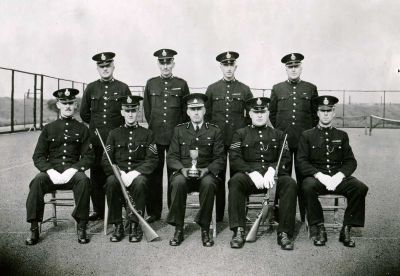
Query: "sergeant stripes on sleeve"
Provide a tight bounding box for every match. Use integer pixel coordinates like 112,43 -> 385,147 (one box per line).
149,144 -> 158,154
229,142 -> 241,149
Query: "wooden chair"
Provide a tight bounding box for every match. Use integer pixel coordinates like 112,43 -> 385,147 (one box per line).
305,194 -> 347,237
40,190 -> 75,232
186,192 -> 217,238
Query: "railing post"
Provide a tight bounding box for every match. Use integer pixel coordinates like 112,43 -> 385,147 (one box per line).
34,74 -> 37,130
11,70 -> 15,132
40,75 -> 44,129
57,78 -> 60,90
72,81 -> 75,88
342,90 -> 345,127
383,90 -> 386,128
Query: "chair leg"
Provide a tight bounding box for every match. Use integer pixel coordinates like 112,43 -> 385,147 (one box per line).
212,196 -> 217,238
51,192 -> 57,227
104,197 -> 109,235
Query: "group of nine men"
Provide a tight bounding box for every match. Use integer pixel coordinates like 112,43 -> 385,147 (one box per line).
25,49 -> 368,250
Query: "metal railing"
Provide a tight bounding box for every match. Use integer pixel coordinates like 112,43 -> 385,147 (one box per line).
1,66 -> 399,133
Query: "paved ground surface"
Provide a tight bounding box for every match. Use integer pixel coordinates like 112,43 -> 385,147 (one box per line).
0,128 -> 399,276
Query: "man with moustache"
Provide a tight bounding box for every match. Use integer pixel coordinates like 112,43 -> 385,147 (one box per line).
228,97 -> 297,250
205,51 -> 253,221
80,52 -> 132,221
143,49 -> 190,222
26,88 -> 94,245
166,93 -> 225,247
269,53 -> 319,220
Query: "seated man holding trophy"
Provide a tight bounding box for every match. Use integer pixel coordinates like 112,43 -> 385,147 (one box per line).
228,97 -> 298,250
102,96 -> 158,243
166,93 -> 225,247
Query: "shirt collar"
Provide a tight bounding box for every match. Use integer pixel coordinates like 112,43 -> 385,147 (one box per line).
317,124 -> 333,130
192,122 -> 203,130
100,78 -> 114,83
287,78 -> 301,84
222,77 -> 236,83
124,122 -> 139,128
160,74 -> 174,80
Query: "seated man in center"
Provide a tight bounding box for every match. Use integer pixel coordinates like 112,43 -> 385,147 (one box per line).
166,93 -> 225,247
102,95 -> 158,243
228,97 -> 298,250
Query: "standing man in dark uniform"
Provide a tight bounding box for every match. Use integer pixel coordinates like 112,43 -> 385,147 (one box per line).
143,49 -> 190,222
205,51 -> 253,221
297,96 -> 368,247
102,96 -> 158,243
269,53 -> 319,220
166,93 -> 225,247
80,52 -> 132,221
228,97 -> 297,250
26,88 -> 94,245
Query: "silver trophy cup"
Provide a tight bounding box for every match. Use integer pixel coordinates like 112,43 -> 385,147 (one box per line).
188,149 -> 200,178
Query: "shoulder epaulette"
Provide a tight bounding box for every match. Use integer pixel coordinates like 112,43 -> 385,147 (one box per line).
205,122 -> 219,129
176,122 -> 190,128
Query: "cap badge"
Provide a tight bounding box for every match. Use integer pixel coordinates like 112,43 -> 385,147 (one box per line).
323,97 -> 329,105
226,52 -> 231,59
193,98 -> 198,104
101,53 -> 106,61
257,98 -> 262,105
290,54 -> 296,61
65,89 -> 70,96
162,50 -> 167,57
127,96 -> 132,103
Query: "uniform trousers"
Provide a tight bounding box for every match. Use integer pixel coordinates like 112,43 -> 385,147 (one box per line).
105,175 -> 148,224
90,145 -> 107,216
228,173 -> 298,236
285,147 -> 306,221
146,144 -> 171,217
26,172 -> 90,223
166,173 -> 218,229
302,176 -> 368,227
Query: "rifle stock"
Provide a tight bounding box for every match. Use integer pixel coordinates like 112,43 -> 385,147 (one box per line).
95,128 -> 160,242
245,134 -> 288,242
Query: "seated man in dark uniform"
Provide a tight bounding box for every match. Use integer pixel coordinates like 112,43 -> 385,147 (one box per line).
26,88 -> 94,245
228,97 -> 297,250
102,96 -> 158,243
166,93 -> 225,247
297,95 -> 369,247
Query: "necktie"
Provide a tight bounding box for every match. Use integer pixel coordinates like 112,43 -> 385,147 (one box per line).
195,125 -> 200,132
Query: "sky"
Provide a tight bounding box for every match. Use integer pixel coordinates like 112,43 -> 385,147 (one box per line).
0,0 -> 399,101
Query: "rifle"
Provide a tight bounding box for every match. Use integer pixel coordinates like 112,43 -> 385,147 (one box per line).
246,134 -> 288,242
95,128 -> 160,242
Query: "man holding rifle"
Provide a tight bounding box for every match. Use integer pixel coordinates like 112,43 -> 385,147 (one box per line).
102,96 -> 158,243
166,93 -> 225,247
297,96 -> 368,247
26,88 -> 94,245
228,97 -> 297,250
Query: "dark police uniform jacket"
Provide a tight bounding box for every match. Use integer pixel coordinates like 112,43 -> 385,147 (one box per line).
143,76 -> 190,146
167,122 -> 225,178
80,79 -> 131,147
229,125 -> 291,176
205,79 -> 253,146
269,80 -> 319,150
33,117 -> 94,173
296,126 -> 357,177
102,124 -> 159,176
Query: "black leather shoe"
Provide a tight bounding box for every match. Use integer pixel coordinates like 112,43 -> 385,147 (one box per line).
110,223 -> 124,242
25,227 -> 39,246
313,224 -> 327,246
339,225 -> 355,247
169,229 -> 184,246
145,215 -> 161,223
201,229 -> 214,247
277,232 -> 294,250
230,227 -> 245,249
88,212 -> 104,221
129,223 -> 143,243
77,227 -> 90,244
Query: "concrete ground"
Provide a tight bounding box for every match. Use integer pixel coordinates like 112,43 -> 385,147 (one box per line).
0,128 -> 399,276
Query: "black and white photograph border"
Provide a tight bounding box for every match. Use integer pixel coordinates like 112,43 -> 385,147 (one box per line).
0,1 -> 399,275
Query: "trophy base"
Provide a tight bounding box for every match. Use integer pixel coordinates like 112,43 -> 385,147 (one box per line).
188,169 -> 200,178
